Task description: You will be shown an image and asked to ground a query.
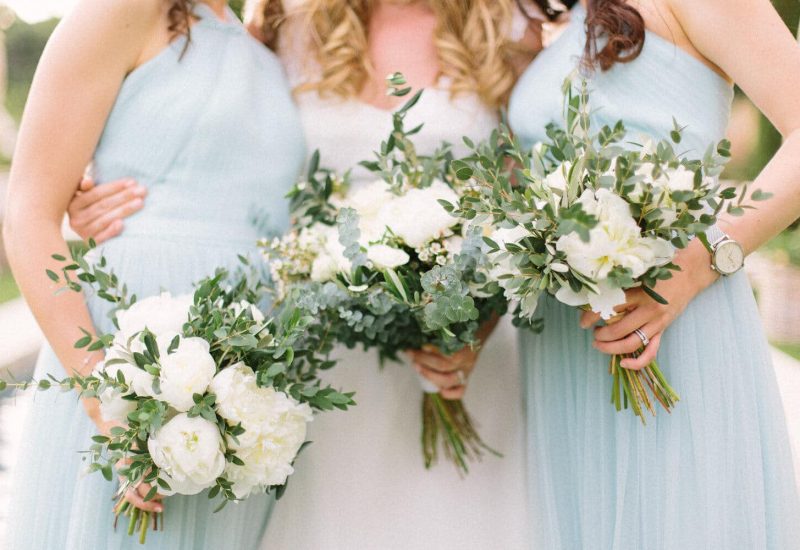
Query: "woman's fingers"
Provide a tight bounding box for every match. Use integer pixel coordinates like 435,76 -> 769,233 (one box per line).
83,198 -> 144,239
440,386 -> 466,400
620,332 -> 662,371
84,182 -> 146,221
78,176 -> 96,192
593,322 -> 661,356
593,306 -> 652,343
414,363 -> 463,391
69,178 -> 133,213
92,219 -> 125,245
579,309 -> 602,328
124,483 -> 163,513
408,350 -> 461,373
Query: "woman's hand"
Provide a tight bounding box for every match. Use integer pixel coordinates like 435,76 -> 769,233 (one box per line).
408,344 -> 479,400
580,240 -> 719,370
116,458 -> 164,514
68,177 -> 146,243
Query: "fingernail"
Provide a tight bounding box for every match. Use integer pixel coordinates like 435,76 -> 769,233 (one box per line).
620,360 -> 632,369
134,187 -> 147,196
131,198 -> 144,208
156,505 -> 163,512
125,179 -> 136,188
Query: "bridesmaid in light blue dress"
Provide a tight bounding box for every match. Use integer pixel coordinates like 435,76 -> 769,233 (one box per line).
5,2 -> 303,549
509,1 -> 800,548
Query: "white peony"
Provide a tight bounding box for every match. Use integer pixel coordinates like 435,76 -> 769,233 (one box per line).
116,292 -> 192,342
100,356 -> 156,398
367,244 -> 410,269
209,363 -> 313,498
379,180 -> 459,248
96,377 -> 137,424
555,279 -> 627,320
148,413 -> 226,496
158,337 -> 217,412
309,225 -> 351,282
556,188 -> 664,281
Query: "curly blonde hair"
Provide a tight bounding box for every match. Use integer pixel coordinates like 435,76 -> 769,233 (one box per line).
251,0 -> 527,108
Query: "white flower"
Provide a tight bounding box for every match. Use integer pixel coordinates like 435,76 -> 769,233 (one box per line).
209,363 -> 313,498
443,235 -> 464,257
555,279 -> 627,320
116,292 -> 192,341
100,356 -> 156,398
544,161 -> 571,193
366,244 -> 410,269
94,361 -> 137,423
556,189 -> 660,281
309,225 -> 351,282
148,413 -> 226,496
486,225 -> 530,287
158,337 -> 217,412
379,180 -> 459,248
230,300 -> 265,323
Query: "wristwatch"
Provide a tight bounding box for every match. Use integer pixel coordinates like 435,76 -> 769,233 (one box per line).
704,225 -> 745,276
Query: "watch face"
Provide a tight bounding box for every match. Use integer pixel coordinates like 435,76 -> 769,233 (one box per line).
714,241 -> 745,274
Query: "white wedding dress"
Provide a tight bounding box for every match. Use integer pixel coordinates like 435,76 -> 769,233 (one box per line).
260,24 -> 528,550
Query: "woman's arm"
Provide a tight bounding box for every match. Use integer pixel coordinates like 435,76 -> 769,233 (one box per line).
3,0 -> 164,418
589,0 -> 800,368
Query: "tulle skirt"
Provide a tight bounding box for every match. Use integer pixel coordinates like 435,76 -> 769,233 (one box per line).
520,271 -> 800,549
8,234 -> 274,550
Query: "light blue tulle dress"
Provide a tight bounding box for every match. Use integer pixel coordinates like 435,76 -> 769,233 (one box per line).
509,5 -> 800,549
8,6 -> 304,549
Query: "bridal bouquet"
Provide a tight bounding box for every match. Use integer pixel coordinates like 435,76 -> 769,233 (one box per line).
6,245 -> 353,543
262,75 -> 507,473
448,80 -> 768,422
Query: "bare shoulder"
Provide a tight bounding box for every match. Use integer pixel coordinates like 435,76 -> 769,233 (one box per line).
61,0 -> 167,37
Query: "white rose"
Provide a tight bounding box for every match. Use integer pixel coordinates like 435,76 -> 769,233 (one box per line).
148,413 -> 226,495
158,337 -> 217,412
116,292 -> 192,341
366,244 -> 410,269
380,180 -> 459,248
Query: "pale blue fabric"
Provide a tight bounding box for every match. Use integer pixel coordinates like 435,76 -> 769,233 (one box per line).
8,6 -> 305,549
509,6 -> 800,549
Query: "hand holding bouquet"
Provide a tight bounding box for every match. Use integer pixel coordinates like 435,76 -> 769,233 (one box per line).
263,75 -> 507,473
3,246 -> 353,543
449,80 -> 768,422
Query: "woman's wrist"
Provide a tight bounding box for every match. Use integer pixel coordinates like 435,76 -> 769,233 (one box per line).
681,238 -> 721,296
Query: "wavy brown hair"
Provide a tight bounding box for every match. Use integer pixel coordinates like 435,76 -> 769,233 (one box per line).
525,0 -> 644,70
167,0 -> 197,51
252,0 -> 530,109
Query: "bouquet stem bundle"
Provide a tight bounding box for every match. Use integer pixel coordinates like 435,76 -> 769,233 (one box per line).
601,310 -> 679,422
422,394 -> 499,472
114,500 -> 160,545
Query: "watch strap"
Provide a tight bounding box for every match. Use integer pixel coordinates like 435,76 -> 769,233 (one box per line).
705,224 -> 727,248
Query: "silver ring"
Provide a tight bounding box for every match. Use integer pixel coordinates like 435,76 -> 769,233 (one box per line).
456,370 -> 466,385
634,328 -> 650,347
